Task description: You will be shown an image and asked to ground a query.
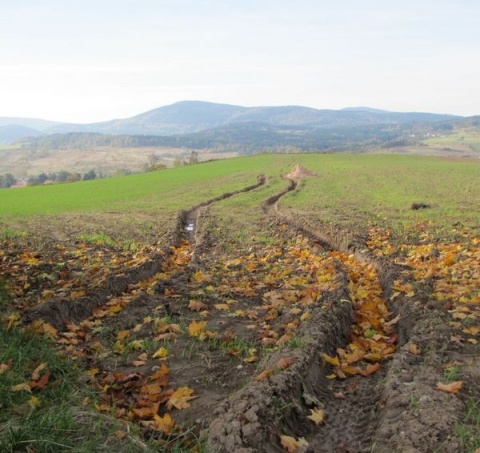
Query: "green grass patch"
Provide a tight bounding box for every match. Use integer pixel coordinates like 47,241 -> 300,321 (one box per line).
0,324 -> 147,452
455,399 -> 480,452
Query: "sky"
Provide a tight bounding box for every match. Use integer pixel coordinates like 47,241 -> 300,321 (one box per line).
1,0 -> 479,123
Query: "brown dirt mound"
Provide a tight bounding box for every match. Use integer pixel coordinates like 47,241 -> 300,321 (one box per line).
285,164 -> 317,179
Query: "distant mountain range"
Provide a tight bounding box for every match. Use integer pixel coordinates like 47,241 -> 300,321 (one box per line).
0,100 -> 464,145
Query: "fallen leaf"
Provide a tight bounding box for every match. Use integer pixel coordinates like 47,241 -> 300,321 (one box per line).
153,413 -> 175,433
280,434 -> 309,452
276,357 -> 294,370
408,343 -> 420,355
131,406 -> 159,420
166,386 -> 197,410
322,353 -> 340,366
30,370 -> 51,390
214,303 -> 230,311
31,363 -> 48,381
256,369 -> 274,381
149,363 -> 170,381
152,347 -> 169,359
463,326 -> 480,335
0,363 -> 10,374
11,383 -> 32,393
188,320 -> 207,338
437,381 -> 463,394
117,330 -> 130,340
365,363 -> 381,376
188,299 -> 208,312
307,407 -> 325,425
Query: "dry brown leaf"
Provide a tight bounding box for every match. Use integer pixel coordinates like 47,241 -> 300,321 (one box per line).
188,299 -> 208,312
256,369 -> 274,381
30,370 -> 51,390
437,381 -> 463,394
365,363 -> 381,376
276,357 -> 294,370
0,363 -> 10,375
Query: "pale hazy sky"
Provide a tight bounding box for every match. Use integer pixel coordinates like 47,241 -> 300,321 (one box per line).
1,0 -> 479,123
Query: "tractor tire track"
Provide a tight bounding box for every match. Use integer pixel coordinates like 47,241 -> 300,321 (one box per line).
22,175 -> 266,331
208,175 -> 461,452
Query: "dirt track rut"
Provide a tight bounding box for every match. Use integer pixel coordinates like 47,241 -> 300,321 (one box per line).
208,175 -> 466,452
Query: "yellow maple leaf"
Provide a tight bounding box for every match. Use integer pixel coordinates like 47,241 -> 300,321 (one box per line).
188,320 -> 207,338
214,303 -> 230,311
280,434 -> 309,452
152,347 -> 169,359
308,407 -> 325,425
321,353 -> 340,366
153,413 -> 175,433
166,386 -> 197,410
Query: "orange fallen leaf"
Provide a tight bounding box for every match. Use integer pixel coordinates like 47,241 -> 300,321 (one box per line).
437,381 -> 463,394
276,357 -> 294,370
307,407 -> 325,425
166,386 -> 197,410
149,363 -> 170,381
256,369 -> 274,381
365,363 -> 381,376
214,303 -> 230,311
131,405 -> 159,420
280,434 -> 309,452
30,370 -> 51,390
0,363 -> 10,374
140,383 -> 162,395
117,330 -> 130,340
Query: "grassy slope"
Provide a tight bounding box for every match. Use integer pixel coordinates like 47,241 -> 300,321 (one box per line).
1,153 -> 478,238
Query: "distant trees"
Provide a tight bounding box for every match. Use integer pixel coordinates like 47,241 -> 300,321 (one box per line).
0,173 -> 16,188
83,170 -> 96,180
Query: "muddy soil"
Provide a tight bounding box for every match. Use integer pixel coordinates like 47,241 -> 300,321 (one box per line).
9,170 -> 477,452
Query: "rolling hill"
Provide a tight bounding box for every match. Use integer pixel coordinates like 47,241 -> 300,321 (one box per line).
0,100 -> 461,144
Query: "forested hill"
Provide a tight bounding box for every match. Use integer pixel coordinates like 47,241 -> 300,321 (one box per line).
1,100 -> 461,145
19,119 -> 462,154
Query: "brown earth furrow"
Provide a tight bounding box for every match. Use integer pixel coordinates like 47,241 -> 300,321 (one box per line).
21,175 -> 267,331
208,173 -> 456,452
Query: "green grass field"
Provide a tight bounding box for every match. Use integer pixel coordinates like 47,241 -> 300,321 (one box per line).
1,154 -> 477,226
